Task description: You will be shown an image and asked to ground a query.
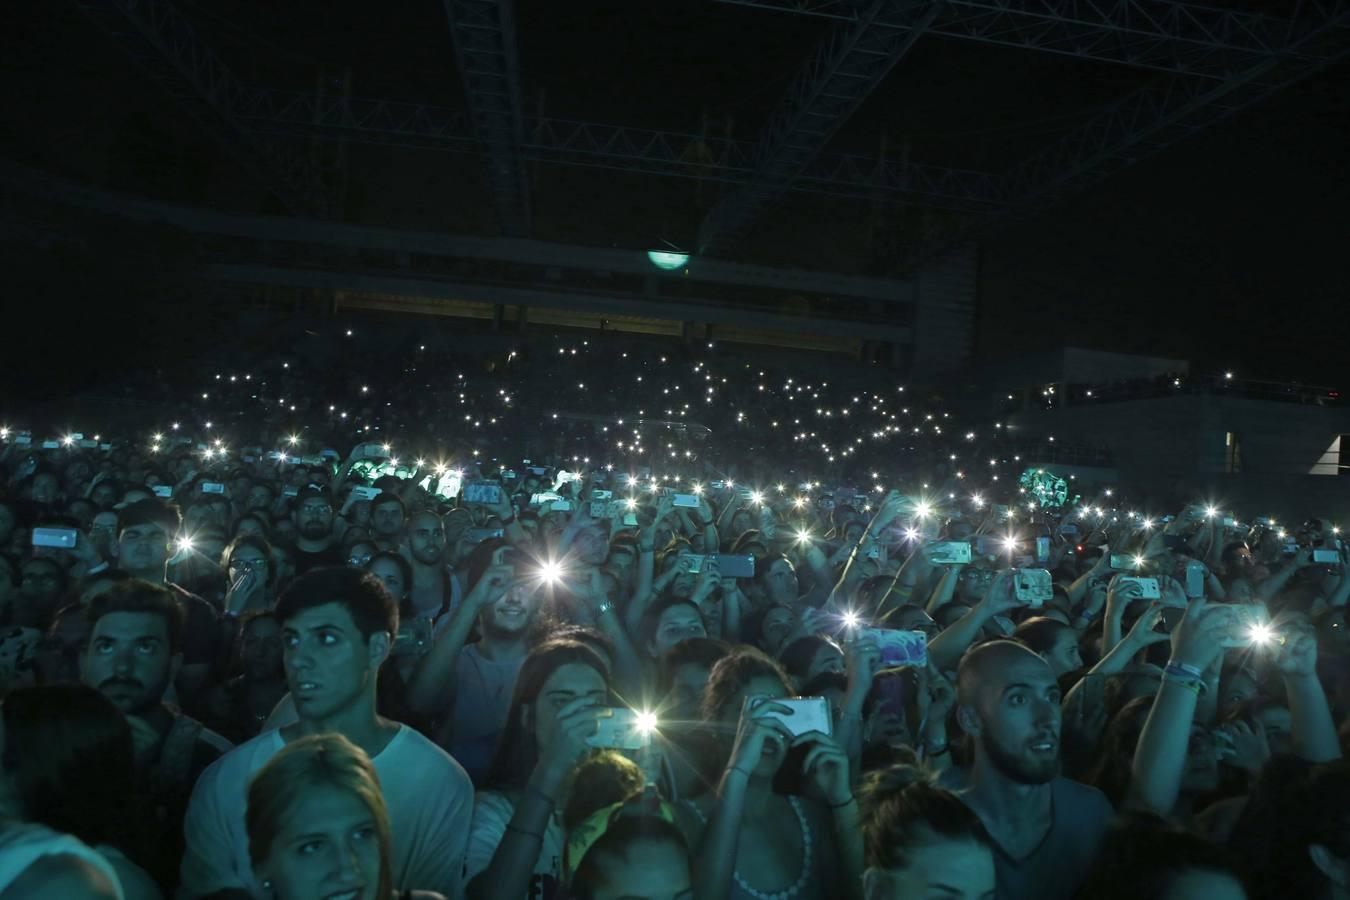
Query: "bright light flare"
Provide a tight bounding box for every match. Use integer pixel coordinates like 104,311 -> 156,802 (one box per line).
842,610 -> 861,630
176,537 -> 194,552
750,491 -> 765,505
634,709 -> 660,735
903,528 -> 919,541
287,435 -> 299,444
1133,555 -> 1146,568
1248,624 -> 1275,645
795,529 -> 813,545
538,560 -> 565,585
914,501 -> 932,519
1205,506 -> 1219,518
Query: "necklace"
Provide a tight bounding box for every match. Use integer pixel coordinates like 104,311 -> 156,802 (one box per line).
731,795 -> 812,900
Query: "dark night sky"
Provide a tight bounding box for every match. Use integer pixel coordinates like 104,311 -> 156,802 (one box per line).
3,1 -> 1348,390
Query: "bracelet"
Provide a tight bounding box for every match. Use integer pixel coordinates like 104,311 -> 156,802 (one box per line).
727,766 -> 754,779
505,823 -> 543,841
1163,673 -> 1204,696
596,600 -> 614,617
828,795 -> 857,810
1166,660 -> 1206,680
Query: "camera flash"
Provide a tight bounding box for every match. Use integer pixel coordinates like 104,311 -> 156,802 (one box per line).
635,710 -> 659,736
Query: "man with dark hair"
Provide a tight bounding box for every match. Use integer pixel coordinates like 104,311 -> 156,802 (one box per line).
289,486 -> 341,574
954,639 -> 1113,900
180,566 -> 473,899
370,491 -> 407,548
112,499 -> 222,705
406,562 -> 538,782
405,508 -> 461,619
81,578 -> 232,888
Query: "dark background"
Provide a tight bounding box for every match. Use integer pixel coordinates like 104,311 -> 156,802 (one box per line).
2,0 -> 1347,396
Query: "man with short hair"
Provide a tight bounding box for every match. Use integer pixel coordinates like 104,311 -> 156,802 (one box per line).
82,578 -> 232,888
405,509 -> 461,619
954,640 -> 1113,900
370,492 -> 407,549
180,566 -> 473,900
289,486 -> 341,574
406,562 -> 537,782
113,499 -> 223,703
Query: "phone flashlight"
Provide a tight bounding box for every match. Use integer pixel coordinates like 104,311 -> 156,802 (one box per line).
635,710 -> 659,736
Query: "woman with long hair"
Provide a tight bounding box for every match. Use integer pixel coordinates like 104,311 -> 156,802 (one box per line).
465,639 -> 613,900
677,647 -> 863,900
246,731 -> 443,900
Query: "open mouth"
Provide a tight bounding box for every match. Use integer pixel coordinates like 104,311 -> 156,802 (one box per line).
1029,737 -> 1058,755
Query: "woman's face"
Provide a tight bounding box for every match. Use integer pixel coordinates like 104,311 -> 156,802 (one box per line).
720,675 -> 790,777
863,836 -> 995,900
1043,631 -> 1083,677
367,558 -> 406,600
649,605 -> 707,660
346,543 -> 377,568
30,473 -> 60,505
255,783 -> 382,900
1218,673 -> 1258,719
531,662 -> 608,756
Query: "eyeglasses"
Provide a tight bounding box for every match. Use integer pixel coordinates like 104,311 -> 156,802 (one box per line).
229,558 -> 268,571
349,554 -> 373,566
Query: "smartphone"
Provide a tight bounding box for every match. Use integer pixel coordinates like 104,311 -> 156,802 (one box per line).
152,485 -> 174,498
527,466 -> 549,477
549,500 -> 574,512
927,541 -> 972,565
994,504 -> 1010,519
709,553 -> 754,579
1109,553 -> 1137,570
393,617 -> 433,656
1224,605 -> 1279,649
586,708 -> 652,750
589,501 -> 610,518
351,485 -> 382,501
591,490 -> 614,502
682,554 -> 706,574
672,493 -> 701,509
1118,576 -> 1162,600
201,482 -> 226,495
1013,568 -> 1053,607
1161,607 -> 1186,632
1184,560 -> 1206,599
1312,549 -> 1340,565
1059,523 -> 1079,537
467,528 -> 504,544
530,491 -> 562,506
463,482 -> 504,505
32,527 -> 78,549
282,487 -> 299,498
863,628 -> 928,668
1035,536 -> 1051,562
745,696 -> 832,738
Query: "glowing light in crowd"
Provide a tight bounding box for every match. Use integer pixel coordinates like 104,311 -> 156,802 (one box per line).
634,710 -> 660,736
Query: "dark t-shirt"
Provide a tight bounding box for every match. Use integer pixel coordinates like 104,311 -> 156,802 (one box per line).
960,777 -> 1114,900
293,543 -> 344,575
167,583 -> 223,668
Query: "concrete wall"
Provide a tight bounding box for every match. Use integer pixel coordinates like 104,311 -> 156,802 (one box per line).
1010,394 -> 1350,519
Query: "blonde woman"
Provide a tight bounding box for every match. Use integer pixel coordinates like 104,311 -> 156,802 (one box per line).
245,733 -> 444,900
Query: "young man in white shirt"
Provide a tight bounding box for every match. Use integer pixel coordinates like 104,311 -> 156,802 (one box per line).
179,566 -> 473,899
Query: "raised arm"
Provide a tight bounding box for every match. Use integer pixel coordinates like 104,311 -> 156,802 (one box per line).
1127,596 -> 1232,816
405,565 -> 510,716
1274,623 -> 1342,763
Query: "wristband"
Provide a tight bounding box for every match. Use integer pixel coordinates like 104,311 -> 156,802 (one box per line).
1078,609 -> 1096,622
1163,673 -> 1204,696
506,823 -> 543,840
85,561 -> 110,577
828,795 -> 857,810
1167,660 -> 1205,680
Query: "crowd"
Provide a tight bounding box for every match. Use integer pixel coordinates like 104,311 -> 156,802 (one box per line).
0,334 -> 1347,900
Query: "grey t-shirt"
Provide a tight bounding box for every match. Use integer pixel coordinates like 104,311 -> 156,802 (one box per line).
961,777 -> 1114,900
450,643 -> 524,783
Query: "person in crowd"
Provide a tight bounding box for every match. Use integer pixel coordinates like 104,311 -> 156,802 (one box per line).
80,578 -> 233,887
0,682 -> 161,898
180,567 -> 472,899
464,639 -> 617,900
565,814 -> 693,900
952,640 -> 1114,899
1076,812 -> 1249,900
858,765 -> 994,900
406,562 -> 544,782
201,610 -> 288,745
679,647 -> 863,900
404,510 -> 460,620
290,487 -> 343,574
245,732 -> 446,900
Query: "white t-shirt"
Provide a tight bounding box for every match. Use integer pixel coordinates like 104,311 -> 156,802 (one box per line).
0,821 -> 124,898
465,790 -> 564,900
179,725 -> 473,899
